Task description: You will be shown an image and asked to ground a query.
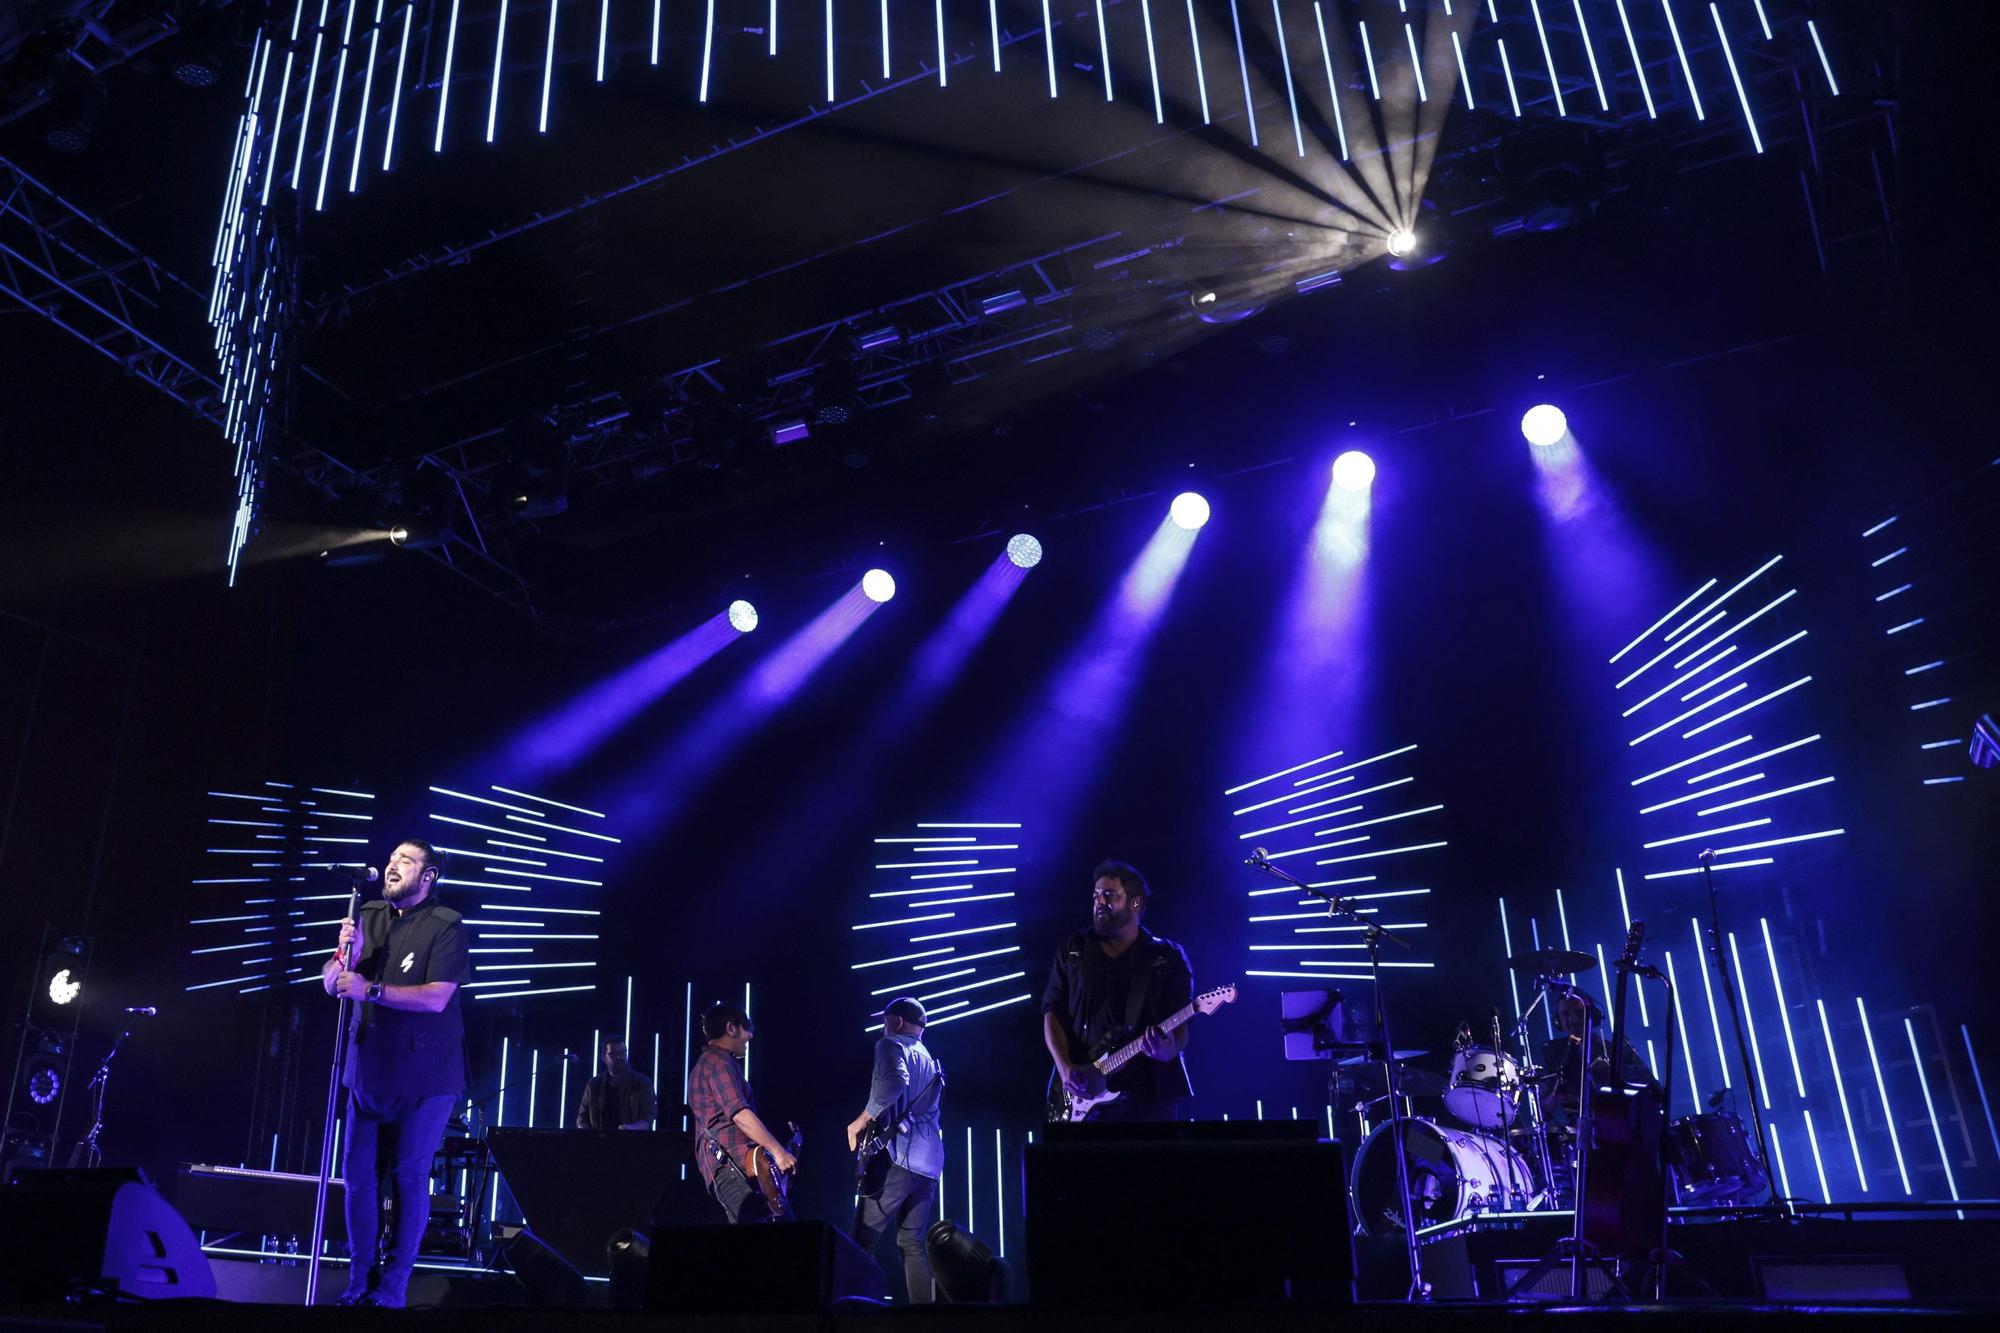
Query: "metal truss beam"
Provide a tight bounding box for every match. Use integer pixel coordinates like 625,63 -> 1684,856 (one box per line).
0,154 -> 541,621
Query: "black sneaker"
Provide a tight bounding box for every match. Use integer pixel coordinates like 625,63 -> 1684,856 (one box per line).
332,1288 -> 370,1306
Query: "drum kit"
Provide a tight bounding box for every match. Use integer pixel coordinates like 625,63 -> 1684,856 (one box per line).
1346,947 -> 1767,1236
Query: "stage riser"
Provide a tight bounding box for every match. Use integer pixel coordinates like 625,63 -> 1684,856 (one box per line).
1417,1217 -> 2000,1302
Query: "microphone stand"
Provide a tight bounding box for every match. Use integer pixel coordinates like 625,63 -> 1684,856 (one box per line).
1248,852 -> 1426,1298
67,1021 -> 139,1169
1696,850 -> 1781,1212
305,887 -> 362,1306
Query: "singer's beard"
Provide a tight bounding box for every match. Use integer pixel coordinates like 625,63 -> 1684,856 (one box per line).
1092,906 -> 1135,938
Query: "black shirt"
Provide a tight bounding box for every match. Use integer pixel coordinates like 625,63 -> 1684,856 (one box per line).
577,1070 -> 657,1129
1041,926 -> 1195,1104
342,897 -> 471,1101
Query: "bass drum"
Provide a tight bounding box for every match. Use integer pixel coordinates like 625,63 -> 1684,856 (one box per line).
1664,1112 -> 1768,1203
1349,1118 -> 1539,1236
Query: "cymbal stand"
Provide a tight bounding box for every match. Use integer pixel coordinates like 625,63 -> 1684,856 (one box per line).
1509,992 -> 1559,1208
306,886 -> 361,1306
1249,852 -> 1425,1298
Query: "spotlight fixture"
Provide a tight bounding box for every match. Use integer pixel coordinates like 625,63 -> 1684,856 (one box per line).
1169,492 -> 1211,532
862,569 -> 897,603
388,519 -> 448,550
47,968 -> 80,1007
1521,404 -> 1569,448
27,1064 -> 60,1107
1332,451 -> 1377,492
1385,227 -> 1418,258
1006,534 -> 1044,570
727,600 -> 759,633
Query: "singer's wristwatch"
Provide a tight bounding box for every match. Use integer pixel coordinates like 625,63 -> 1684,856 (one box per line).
366,982 -> 383,1004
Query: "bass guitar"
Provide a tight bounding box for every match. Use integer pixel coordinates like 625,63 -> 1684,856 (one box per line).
1046,983 -> 1237,1123
748,1122 -> 803,1219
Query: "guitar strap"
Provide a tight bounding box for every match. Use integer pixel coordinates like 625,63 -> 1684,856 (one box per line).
1122,939 -> 1155,1036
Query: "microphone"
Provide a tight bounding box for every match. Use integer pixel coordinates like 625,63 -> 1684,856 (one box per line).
328,865 -> 380,882
1698,848 -> 1716,867
123,1006 -> 157,1017
1244,847 -> 1271,868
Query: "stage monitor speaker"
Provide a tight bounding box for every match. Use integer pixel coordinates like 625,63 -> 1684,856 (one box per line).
646,1222 -> 888,1313
485,1127 -> 705,1275
496,1224 -> 589,1307
0,1167 -> 215,1301
1024,1121 -> 1349,1310
1753,1256 -> 1911,1302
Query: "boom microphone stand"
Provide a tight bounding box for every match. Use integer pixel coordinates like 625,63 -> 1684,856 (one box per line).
1696,849 -> 1780,1211
305,874 -> 371,1306
1247,849 -> 1427,1298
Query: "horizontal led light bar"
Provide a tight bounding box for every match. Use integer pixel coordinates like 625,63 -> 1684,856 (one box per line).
852,913 -> 953,931
851,948 -> 954,970
915,946 -> 1018,970
491,785 -> 605,818
911,922 -> 1017,942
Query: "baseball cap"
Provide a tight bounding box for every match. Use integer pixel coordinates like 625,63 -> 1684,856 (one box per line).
877,996 -> 927,1026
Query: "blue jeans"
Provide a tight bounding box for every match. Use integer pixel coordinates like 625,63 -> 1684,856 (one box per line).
851,1161 -> 936,1302
341,1090 -> 457,1305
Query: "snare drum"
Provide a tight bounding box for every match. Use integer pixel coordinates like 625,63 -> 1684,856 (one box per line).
1349,1118 -> 1539,1235
1444,1047 -> 1520,1130
1663,1112 -> 1768,1203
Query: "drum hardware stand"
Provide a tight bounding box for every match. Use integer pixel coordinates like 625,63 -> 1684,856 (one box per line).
306,883 -> 364,1306
1247,849 -> 1426,1298
1696,849 -> 1783,1214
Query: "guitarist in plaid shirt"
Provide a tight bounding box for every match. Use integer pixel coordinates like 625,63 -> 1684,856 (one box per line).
687,1001 -> 797,1222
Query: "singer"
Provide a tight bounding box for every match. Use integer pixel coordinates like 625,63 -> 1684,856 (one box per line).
318,839 -> 470,1307
1041,860 -> 1195,1122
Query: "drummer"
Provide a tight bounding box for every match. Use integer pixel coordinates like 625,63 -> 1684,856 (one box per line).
1545,991 -> 1655,1121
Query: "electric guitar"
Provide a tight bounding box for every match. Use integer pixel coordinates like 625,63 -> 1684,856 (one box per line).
748,1122 -> 802,1219
854,1117 -> 892,1192
1045,983 -> 1237,1123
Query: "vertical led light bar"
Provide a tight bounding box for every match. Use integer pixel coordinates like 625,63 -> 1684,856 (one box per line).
1402,19 -> 1426,102
1694,919 -> 1731,1087
699,0 -> 715,100
528,1049 -> 540,1125
1313,3 -> 1345,157
1905,1018 -> 1962,1212
770,0 -> 778,54
826,0 -> 836,101
650,1030 -> 661,1128
382,3 -> 414,170
994,1128 -> 1006,1255
1760,918 -> 1806,1097
1807,20 -> 1839,95
881,0 -> 891,78
1572,0 -> 1606,110
1141,0 -> 1161,120
1357,19 -> 1379,100
1819,1000 -> 1867,1191
1664,951 -> 1700,1112
1451,27 -> 1473,110
1856,997 -> 1912,1194
1498,898 -> 1521,1016
1963,1026 -> 2000,1161
261,0 -> 306,204
292,0 -> 331,186
541,0 -> 561,132
1528,0 -> 1565,115
484,0 -> 510,142
1275,1 -> 1303,154
1095,0 -> 1112,100
1659,0 -> 1704,119
1191,0 -> 1212,124
1231,1 -> 1257,143
1041,0 -> 1057,97
1609,0 -> 1654,116
434,0 -> 461,150
1498,37 -> 1521,116
1803,1110 -> 1831,1203
966,1125 -> 976,1234
347,0 -> 385,191
1728,933 -> 1772,1109
990,0 -> 1001,71
597,0 -> 609,81
1710,3 -> 1762,153
656,0 -> 664,63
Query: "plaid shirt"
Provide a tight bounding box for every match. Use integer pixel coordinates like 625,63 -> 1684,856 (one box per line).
687,1044 -> 754,1187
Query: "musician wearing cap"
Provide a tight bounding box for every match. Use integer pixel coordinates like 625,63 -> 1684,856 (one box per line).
845,996 -> 944,1303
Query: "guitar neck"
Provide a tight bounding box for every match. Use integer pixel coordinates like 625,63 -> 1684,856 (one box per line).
1097,999 -> 1199,1077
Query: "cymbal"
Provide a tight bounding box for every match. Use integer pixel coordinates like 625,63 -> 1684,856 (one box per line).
1508,948 -> 1596,976
1334,1049 -> 1430,1066
1337,1062 -> 1450,1099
